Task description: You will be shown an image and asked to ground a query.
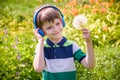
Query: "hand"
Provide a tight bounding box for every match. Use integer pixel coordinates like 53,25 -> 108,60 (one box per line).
34,28 -> 44,43
80,28 -> 91,42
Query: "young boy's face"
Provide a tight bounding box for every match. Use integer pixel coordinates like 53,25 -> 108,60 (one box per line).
42,19 -> 63,40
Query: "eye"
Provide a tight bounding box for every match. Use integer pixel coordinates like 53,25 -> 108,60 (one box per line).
56,22 -> 60,26
47,26 -> 52,30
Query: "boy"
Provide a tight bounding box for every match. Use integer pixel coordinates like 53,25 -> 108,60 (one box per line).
33,5 -> 95,80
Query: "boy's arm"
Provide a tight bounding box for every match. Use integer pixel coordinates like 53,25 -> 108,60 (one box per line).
80,28 -> 95,69
81,38 -> 95,69
33,29 -> 45,72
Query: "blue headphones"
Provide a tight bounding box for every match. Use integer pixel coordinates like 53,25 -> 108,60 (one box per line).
33,5 -> 65,37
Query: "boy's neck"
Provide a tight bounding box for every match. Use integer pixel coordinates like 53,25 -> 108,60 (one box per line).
48,36 -> 63,44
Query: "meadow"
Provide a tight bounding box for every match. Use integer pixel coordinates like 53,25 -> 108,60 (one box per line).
0,0 -> 120,80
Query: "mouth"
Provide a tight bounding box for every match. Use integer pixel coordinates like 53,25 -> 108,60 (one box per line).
53,32 -> 60,35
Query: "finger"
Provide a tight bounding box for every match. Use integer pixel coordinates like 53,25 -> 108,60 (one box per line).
82,31 -> 90,37
34,29 -> 37,36
34,28 -> 39,34
82,32 -> 90,39
80,28 -> 88,31
81,29 -> 90,34
81,28 -> 90,33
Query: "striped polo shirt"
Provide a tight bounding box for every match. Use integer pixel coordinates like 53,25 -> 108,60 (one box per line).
42,37 -> 86,80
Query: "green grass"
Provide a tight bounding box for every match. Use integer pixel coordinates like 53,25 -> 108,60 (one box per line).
75,46 -> 120,80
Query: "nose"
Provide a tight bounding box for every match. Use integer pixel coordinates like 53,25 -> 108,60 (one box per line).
53,26 -> 58,32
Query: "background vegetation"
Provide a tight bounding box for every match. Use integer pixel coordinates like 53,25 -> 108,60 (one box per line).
0,0 -> 120,80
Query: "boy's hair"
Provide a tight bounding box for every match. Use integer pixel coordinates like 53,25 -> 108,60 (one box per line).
36,7 -> 61,28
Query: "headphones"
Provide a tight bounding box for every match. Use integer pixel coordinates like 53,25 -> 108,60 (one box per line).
33,5 -> 65,37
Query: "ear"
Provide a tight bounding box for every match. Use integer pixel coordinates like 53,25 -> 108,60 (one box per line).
60,18 -> 62,23
60,18 -> 65,27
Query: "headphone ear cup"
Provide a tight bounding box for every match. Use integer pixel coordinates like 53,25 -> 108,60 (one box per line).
61,18 -> 65,27
38,29 -> 45,37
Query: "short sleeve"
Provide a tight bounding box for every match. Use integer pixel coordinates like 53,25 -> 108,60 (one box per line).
72,42 -> 86,62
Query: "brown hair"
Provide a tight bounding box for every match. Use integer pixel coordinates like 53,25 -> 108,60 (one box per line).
36,7 -> 61,28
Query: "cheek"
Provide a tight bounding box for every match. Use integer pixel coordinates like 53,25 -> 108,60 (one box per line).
43,29 -> 52,35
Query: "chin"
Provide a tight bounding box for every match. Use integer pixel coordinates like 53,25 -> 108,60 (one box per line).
54,34 -> 62,39
54,35 -> 62,38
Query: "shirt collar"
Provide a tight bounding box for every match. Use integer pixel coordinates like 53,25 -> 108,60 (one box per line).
46,36 -> 67,47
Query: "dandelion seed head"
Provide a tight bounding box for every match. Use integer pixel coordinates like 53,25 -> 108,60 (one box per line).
72,15 -> 87,29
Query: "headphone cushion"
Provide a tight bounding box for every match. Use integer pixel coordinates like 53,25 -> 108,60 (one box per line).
38,29 -> 45,37
62,18 -> 65,27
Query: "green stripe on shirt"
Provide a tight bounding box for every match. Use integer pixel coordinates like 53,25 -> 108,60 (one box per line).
63,40 -> 74,47
74,49 -> 86,62
42,70 -> 76,80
